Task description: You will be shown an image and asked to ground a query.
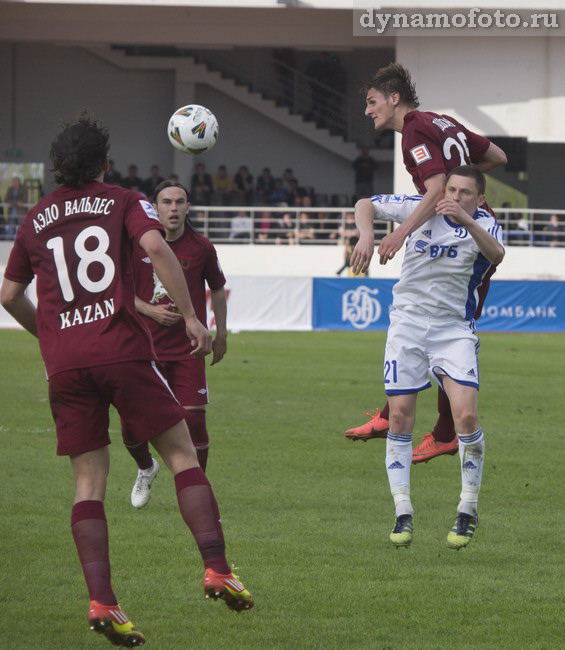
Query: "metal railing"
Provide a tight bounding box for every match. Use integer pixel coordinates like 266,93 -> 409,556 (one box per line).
1,205 -> 564,247
190,51 -> 354,141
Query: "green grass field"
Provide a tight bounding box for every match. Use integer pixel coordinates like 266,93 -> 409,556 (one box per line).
1,329 -> 563,649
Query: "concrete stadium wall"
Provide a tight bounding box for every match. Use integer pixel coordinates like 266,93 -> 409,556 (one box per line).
0,43 -> 175,190
0,42 -> 392,197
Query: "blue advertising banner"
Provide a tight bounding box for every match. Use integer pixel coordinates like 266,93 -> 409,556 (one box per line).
480,280 -> 565,332
312,278 -> 395,330
312,279 -> 565,332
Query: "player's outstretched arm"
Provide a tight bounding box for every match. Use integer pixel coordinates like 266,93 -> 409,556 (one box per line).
377,173 -> 445,265
139,230 -> 212,356
437,198 -> 505,265
349,198 -> 375,275
210,287 -> 227,366
475,142 -> 507,173
134,296 -> 182,327
0,279 -> 38,337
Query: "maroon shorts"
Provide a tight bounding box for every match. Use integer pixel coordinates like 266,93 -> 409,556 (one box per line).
162,357 -> 209,407
49,361 -> 187,456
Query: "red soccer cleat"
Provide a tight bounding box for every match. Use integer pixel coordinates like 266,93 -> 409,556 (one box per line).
88,601 -> 145,647
412,433 -> 459,464
203,568 -> 254,612
344,409 -> 389,441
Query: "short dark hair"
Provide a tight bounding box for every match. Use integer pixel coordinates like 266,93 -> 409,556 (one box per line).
152,180 -> 197,232
50,110 -> 109,188
446,165 -> 486,195
362,63 -> 420,108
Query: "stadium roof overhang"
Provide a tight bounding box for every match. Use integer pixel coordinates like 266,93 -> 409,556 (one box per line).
0,1 -> 391,49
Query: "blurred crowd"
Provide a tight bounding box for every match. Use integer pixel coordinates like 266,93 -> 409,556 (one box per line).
1,164 -> 564,248
103,161 -> 320,208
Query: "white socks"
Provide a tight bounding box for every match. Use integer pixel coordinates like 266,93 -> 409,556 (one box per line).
386,432 -> 413,516
457,428 -> 485,516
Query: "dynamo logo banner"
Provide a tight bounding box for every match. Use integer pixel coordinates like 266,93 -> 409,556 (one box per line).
313,278 -> 395,330
312,279 -> 565,332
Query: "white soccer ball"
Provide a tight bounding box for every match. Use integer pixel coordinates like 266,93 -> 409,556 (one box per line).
167,104 -> 219,155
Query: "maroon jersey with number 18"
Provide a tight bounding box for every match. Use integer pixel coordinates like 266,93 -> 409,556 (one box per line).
4,181 -> 163,377
133,227 -> 226,361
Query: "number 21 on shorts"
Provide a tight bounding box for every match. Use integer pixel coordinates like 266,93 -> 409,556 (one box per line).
384,360 -> 398,384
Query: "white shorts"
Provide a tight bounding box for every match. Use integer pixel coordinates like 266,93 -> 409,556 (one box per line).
384,307 -> 480,395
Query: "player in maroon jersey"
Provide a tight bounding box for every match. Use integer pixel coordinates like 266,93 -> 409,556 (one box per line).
346,63 -> 507,462
123,180 -> 228,508
0,113 -> 252,648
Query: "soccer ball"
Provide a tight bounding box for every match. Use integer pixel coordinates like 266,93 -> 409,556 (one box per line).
167,104 -> 219,155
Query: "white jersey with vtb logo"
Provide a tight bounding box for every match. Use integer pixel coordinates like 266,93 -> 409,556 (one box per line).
371,194 -> 503,320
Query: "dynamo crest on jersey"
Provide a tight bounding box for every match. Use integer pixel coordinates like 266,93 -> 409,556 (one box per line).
139,200 -> 159,221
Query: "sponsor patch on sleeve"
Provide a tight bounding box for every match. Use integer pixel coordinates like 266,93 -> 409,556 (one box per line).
139,200 -> 159,221
410,144 -> 432,165
374,194 -> 406,204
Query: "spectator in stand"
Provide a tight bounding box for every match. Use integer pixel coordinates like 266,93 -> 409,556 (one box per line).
336,212 -> 362,276
268,179 -> 291,206
122,164 -> 145,193
191,210 -> 206,231
544,214 -> 565,247
275,212 -> 296,245
281,168 -> 296,191
298,212 -> 316,243
213,165 -> 233,206
232,166 -> 254,205
288,179 -> 312,207
229,210 -> 252,240
255,167 -> 275,205
103,159 -> 122,186
144,165 -> 164,198
353,148 -> 379,199
314,212 -> 335,241
168,173 -> 180,183
3,176 -> 28,238
190,163 -> 213,205
256,210 -> 275,242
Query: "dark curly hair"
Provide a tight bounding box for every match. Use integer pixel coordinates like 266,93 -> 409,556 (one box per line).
50,110 -> 109,188
362,63 -> 420,108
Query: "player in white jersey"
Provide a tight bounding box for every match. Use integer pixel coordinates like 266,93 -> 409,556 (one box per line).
353,166 -> 504,549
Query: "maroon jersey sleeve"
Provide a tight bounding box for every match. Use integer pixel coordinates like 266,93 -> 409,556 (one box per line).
202,241 -> 226,291
4,220 -> 34,284
122,192 -> 165,245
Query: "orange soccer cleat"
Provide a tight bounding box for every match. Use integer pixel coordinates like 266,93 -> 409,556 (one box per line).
412,433 -> 459,464
88,601 -> 145,647
203,568 -> 254,612
344,409 -> 389,441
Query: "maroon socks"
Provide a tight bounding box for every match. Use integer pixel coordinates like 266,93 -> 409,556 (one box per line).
174,467 -> 230,574
71,500 -> 117,605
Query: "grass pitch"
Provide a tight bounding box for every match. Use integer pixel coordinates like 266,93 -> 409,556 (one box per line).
1,329 -> 563,649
